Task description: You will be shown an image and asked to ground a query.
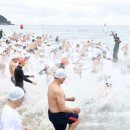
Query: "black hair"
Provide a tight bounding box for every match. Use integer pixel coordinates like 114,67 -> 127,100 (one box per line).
105,83 -> 112,87
59,63 -> 65,69
54,77 -> 58,79
32,39 -> 35,42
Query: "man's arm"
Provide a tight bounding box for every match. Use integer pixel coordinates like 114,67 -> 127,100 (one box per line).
56,90 -> 80,114
24,75 -> 34,78
66,97 -> 75,101
21,70 -> 33,83
110,31 -> 116,38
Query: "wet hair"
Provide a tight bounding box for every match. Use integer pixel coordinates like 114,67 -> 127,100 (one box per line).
25,56 -> 30,60
76,44 -> 80,48
23,46 -> 26,49
59,63 -> 65,69
54,77 -> 58,79
55,36 -> 59,42
6,39 -> 10,44
32,39 -> 35,42
59,46 -> 63,50
105,83 -> 112,87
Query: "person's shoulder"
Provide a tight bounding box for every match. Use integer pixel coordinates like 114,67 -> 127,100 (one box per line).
49,83 -> 63,94
11,62 -> 16,66
55,87 -> 64,98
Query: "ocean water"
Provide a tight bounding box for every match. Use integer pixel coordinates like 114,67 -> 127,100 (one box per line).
1,25 -> 130,44
0,25 -> 130,130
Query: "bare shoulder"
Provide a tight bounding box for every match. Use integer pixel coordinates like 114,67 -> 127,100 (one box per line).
10,61 -> 15,66
48,82 -> 64,95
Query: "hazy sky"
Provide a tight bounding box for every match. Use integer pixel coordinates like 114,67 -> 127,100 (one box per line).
1,0 -> 130,25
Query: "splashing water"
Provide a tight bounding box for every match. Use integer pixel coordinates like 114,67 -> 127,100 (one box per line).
0,25 -> 130,130
1,54 -> 130,130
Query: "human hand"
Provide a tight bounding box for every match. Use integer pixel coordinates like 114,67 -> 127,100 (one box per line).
32,81 -> 36,85
30,75 -> 34,78
73,108 -> 80,114
67,97 -> 75,101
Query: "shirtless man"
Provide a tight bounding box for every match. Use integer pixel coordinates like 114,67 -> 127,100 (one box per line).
73,62 -> 83,79
91,44 -> 102,73
9,55 -> 18,84
121,43 -> 129,56
48,68 -> 80,130
0,53 -> 6,77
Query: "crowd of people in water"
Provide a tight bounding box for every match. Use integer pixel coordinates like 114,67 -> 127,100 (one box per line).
0,28 -> 129,130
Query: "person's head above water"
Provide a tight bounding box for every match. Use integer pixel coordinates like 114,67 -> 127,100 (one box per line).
18,57 -> 25,65
7,87 -> 25,101
54,68 -> 66,79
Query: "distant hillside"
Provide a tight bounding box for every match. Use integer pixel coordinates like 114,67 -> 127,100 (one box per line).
0,15 -> 13,25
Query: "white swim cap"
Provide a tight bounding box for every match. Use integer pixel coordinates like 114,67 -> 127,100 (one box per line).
7,87 -> 25,101
54,68 -> 66,79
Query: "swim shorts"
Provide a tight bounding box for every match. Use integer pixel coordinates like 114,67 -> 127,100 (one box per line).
48,110 -> 78,130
